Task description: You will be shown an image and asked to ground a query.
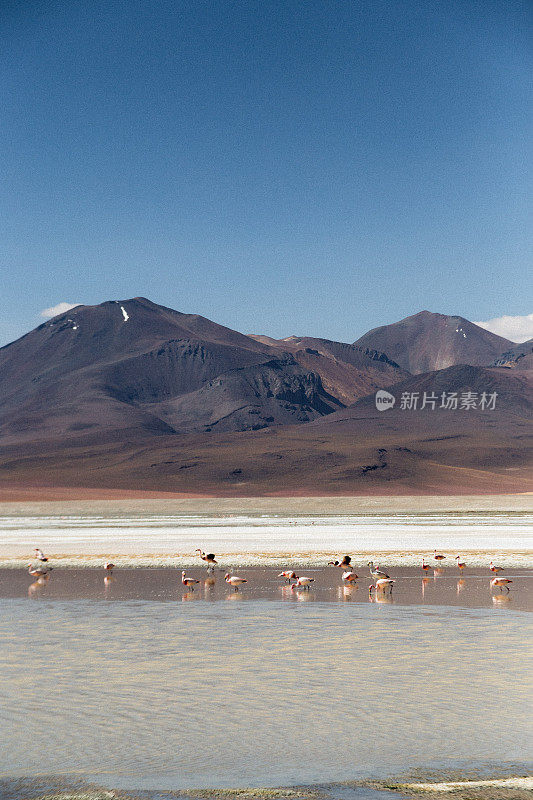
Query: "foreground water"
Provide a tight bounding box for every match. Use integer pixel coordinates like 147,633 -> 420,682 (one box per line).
0,566 -> 532,791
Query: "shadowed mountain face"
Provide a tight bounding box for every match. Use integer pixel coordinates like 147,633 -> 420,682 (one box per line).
492,339 -> 533,370
353,311 -> 513,374
0,300 -> 530,495
247,335 -> 408,405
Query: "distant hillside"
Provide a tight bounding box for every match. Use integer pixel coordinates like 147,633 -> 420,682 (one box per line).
353,311 -> 513,373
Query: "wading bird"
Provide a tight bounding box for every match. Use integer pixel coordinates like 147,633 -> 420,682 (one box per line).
104,562 -> 115,572
328,555 -> 353,569
490,561 -> 504,574
33,548 -> 48,562
375,578 -> 395,592
434,550 -> 446,561
342,570 -> 358,583
27,563 -> 52,578
369,578 -> 394,598
278,570 -> 297,583
455,556 -> 466,571
181,571 -> 200,590
368,561 -> 390,580
490,577 -> 512,593
224,573 -> 247,590
294,576 -> 314,589
422,560 -> 431,573
196,549 -> 218,571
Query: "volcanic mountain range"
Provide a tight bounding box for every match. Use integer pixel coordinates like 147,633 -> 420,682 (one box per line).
0,298 -> 531,495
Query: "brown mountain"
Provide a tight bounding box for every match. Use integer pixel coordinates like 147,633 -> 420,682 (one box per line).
353,311 -> 513,374
247,334 -> 408,405
0,301 -> 530,496
0,362 -> 530,496
0,297 -> 345,442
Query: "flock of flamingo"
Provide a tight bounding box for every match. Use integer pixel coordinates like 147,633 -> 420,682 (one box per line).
26,547 -> 514,596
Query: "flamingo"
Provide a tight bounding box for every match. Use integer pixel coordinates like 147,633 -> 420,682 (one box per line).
367,561 -> 390,580
369,579 -> 394,597
490,561 -> 504,574
33,548 -> 49,562
342,570 -> 358,583
224,573 -> 247,591
278,570 -> 297,583
181,571 -> 200,590
196,549 -> 218,571
328,555 -> 352,569
490,577 -> 512,593
434,550 -> 446,561
374,578 -> 394,591
422,560 -> 431,573
27,563 -> 52,578
104,562 -> 115,572
294,576 -> 314,589
455,556 -> 466,571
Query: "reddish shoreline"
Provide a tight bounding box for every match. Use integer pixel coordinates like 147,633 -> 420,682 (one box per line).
0,483 -> 532,502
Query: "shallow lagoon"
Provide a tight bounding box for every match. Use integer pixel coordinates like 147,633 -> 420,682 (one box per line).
0,565 -> 531,792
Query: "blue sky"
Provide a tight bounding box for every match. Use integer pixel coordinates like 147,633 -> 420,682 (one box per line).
1,0 -> 531,346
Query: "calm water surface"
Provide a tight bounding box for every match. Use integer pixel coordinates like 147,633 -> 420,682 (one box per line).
0,567 -> 532,791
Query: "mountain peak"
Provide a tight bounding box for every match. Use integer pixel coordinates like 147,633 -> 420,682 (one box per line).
354,311 -> 513,373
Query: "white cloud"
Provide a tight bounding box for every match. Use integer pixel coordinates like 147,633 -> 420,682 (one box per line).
40,302 -> 81,319
474,313 -> 533,343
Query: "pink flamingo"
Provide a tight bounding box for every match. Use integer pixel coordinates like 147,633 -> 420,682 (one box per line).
181,571 -> 200,590
196,549 -> 218,571
490,561 -> 504,574
455,556 -> 466,571
434,550 -> 446,561
368,562 -> 390,580
104,562 -> 115,572
490,577 -> 512,593
373,578 -> 394,592
294,576 -> 314,589
27,563 -> 51,578
328,555 -> 353,569
224,573 -> 247,591
342,570 -> 358,583
278,570 -> 297,583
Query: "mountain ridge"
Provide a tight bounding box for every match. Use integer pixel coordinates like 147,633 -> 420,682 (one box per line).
0,298 -> 530,495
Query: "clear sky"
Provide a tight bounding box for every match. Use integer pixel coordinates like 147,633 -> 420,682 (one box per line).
1,0 -> 531,346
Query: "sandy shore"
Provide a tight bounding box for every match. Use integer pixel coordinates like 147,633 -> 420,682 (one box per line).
2,773 -> 532,800
1,493 -> 532,515
1,497 -> 531,567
